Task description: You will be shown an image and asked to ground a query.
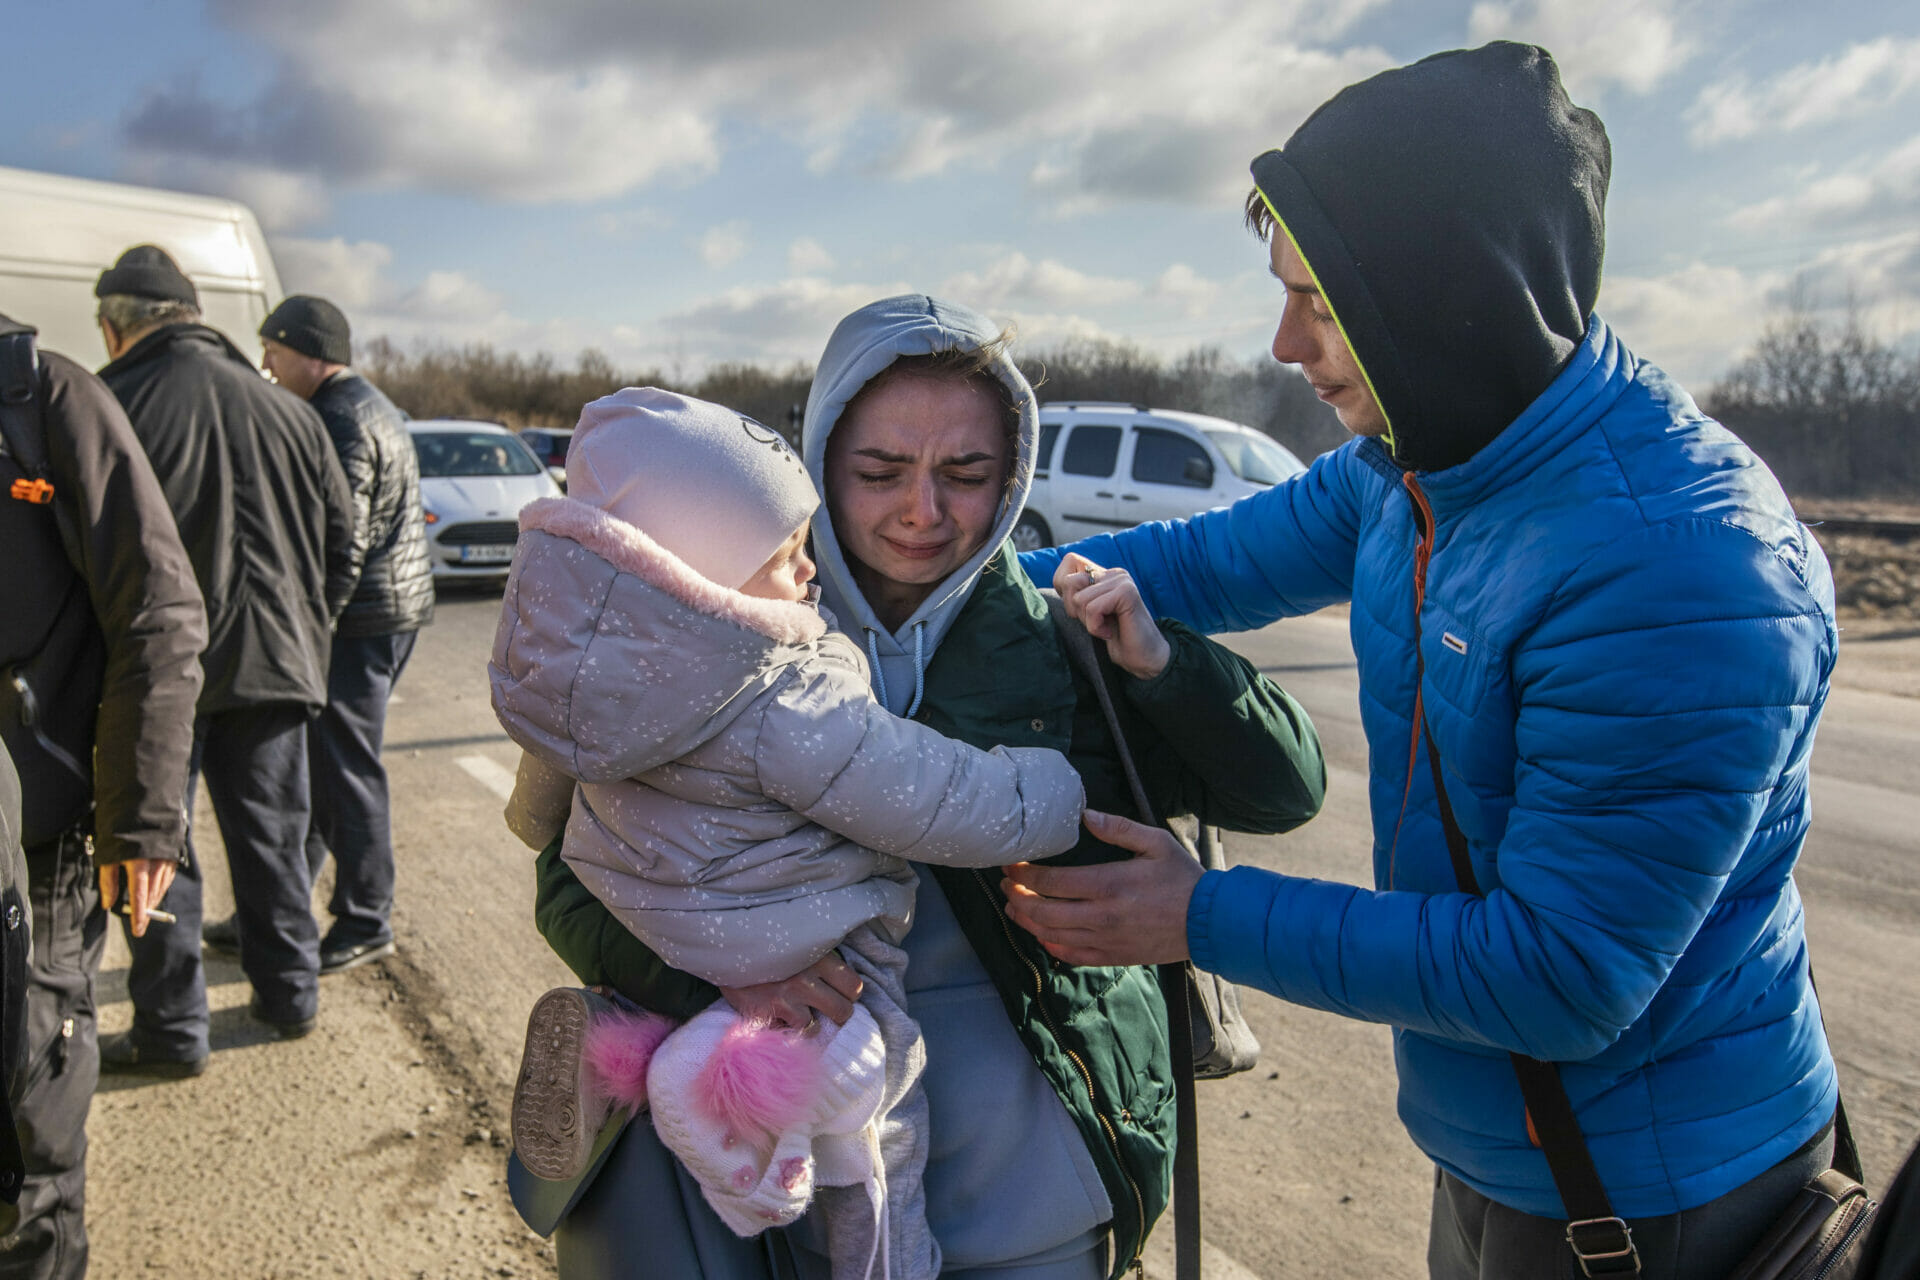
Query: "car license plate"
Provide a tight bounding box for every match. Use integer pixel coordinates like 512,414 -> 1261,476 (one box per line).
459,544 -> 515,564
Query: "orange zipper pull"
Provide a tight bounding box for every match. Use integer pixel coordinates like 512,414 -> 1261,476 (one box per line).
9,477 -> 53,505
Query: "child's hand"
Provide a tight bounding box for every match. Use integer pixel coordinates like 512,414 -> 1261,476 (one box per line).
1053,553 -> 1172,680
718,953 -> 864,1031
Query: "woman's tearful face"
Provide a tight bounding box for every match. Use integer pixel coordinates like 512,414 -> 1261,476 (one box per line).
826,373 -> 1009,605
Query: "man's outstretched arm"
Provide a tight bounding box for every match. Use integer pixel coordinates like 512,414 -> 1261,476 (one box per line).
1018,441 -> 1366,632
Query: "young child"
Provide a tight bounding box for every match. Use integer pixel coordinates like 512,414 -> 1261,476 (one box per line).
490,388 -> 1086,1280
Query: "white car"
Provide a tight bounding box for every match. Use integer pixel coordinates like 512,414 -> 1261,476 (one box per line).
1016,403 -> 1308,551
408,419 -> 563,582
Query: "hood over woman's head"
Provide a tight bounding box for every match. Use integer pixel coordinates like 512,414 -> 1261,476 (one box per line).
800,295 -> 1039,715
1248,40 -> 1611,473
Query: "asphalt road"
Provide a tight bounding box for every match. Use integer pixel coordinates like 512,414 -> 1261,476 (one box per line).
84,588 -> 1920,1279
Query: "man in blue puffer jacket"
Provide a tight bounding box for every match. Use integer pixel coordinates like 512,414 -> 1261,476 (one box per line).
1009,41 -> 1840,1278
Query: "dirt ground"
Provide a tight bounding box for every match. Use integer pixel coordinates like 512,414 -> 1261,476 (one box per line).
1825,532 -> 1920,620
1803,499 -> 1920,622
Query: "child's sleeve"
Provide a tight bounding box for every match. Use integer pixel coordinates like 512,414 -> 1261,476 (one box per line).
504,750 -> 575,851
753,661 -> 1086,867
532,835 -> 719,1020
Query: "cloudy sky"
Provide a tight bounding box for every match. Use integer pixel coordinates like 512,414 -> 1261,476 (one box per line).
12,0 -> 1918,391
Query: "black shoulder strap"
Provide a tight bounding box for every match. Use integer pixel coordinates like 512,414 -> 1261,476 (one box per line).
1041,589 -> 1156,822
0,331 -> 49,482
1039,588 -> 1203,1280
1423,723 -> 1635,1266
1424,708 -> 1862,1280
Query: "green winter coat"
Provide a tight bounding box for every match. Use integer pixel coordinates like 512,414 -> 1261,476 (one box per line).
532,545 -> 1324,1275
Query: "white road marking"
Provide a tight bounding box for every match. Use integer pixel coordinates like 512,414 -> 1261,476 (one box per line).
455,754 -> 516,802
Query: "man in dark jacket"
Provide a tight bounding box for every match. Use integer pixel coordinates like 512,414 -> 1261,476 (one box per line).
94,246 -> 355,1062
0,312 -> 205,1277
254,295 -> 432,973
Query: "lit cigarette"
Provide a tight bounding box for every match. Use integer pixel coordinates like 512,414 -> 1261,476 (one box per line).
146,908 -> 178,924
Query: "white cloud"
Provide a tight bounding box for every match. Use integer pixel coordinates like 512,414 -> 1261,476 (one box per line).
1602,231 -> 1920,391
1467,0 -> 1693,98
269,234 -> 512,348
1153,264 -> 1222,318
117,154 -> 331,232
787,238 -> 834,275
1687,36 -> 1920,146
939,252 -> 1141,311
662,278 -> 915,362
698,221 -> 750,269
271,236 -> 393,308
1598,261 -> 1782,389
402,270 -> 507,325
122,0 -> 1396,211
1727,133 -> 1920,233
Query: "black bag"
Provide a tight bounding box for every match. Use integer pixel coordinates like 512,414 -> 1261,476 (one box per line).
1856,1135 -> 1920,1279
1039,589 -> 1262,1079
0,329 -> 102,848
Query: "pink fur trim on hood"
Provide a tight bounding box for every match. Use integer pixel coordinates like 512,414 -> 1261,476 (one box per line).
519,497 -> 827,648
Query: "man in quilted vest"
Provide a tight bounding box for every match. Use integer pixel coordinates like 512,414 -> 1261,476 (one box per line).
252,296 -> 433,976
1009,41 -> 1842,1279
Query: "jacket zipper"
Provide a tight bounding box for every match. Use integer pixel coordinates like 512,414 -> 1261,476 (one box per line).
1813,1206 -> 1874,1280
973,867 -> 1147,1277
1385,471 -> 1437,887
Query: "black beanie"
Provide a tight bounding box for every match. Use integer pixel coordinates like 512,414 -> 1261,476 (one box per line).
1251,42 -> 1610,472
260,296 -> 352,365
94,245 -> 199,307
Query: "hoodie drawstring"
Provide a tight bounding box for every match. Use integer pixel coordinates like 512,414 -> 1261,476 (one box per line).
863,622 -> 928,719
907,623 -> 926,718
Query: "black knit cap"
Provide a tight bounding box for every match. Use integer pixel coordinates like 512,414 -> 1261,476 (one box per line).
260,295 -> 352,365
94,245 -> 199,307
1250,42 -> 1611,473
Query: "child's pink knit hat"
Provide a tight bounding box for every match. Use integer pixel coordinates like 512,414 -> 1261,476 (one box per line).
567,388 -> 818,590
646,1001 -> 887,1238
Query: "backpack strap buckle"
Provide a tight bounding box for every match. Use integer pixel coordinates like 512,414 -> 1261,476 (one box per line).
1566,1217 -> 1640,1276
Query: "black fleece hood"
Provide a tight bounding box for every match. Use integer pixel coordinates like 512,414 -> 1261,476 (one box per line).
1252,41 -> 1610,472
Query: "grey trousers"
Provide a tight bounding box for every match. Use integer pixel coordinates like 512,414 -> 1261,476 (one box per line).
0,832 -> 105,1280
1427,1123 -> 1836,1279
553,1116 -> 805,1280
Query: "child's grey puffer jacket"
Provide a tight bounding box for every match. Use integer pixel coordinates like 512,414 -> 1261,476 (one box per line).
489,495 -> 1086,987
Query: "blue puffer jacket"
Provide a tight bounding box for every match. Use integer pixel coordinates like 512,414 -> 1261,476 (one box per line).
1023,316 -> 1841,1217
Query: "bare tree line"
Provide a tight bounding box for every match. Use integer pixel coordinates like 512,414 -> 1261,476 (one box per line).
357,333 -> 1350,461
360,306 -> 1920,502
1705,298 -> 1920,502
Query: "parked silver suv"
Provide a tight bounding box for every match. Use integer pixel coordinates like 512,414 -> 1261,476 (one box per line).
1017,402 -> 1307,551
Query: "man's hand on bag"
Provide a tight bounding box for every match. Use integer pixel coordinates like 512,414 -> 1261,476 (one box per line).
719,952 -> 864,1032
98,857 -> 177,938
1053,553 -> 1172,680
1002,809 -> 1201,966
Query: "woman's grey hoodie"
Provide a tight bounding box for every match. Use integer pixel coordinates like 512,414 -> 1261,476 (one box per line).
801,294 -> 1041,717
488,494 -> 1084,986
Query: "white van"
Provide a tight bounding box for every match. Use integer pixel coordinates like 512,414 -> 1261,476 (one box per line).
1017,402 -> 1308,551
0,164 -> 282,367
